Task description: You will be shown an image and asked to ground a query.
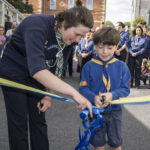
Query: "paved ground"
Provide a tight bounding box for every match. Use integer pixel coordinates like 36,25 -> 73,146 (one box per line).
0,70 -> 150,150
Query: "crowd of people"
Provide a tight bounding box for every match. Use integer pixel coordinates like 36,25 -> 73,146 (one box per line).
0,21 -> 18,47
0,0 -> 150,150
74,21 -> 150,89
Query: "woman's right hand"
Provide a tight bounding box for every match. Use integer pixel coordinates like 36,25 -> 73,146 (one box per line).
73,93 -> 93,118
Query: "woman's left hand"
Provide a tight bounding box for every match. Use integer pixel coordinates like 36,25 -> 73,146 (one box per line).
37,96 -> 52,112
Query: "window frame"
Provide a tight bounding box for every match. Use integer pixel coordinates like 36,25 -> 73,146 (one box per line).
86,0 -> 93,10
68,0 -> 74,9
50,0 -> 56,10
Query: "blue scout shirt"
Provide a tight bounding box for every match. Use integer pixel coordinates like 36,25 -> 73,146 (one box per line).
143,34 -> 150,57
77,38 -> 95,55
79,56 -> 131,111
129,35 -> 147,56
0,14 -> 59,79
118,30 -> 129,48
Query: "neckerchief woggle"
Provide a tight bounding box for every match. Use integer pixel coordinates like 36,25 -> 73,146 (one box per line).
0,78 -> 150,150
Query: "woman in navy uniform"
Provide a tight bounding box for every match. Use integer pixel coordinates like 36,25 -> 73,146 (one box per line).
128,26 -> 147,88
0,3 -> 93,150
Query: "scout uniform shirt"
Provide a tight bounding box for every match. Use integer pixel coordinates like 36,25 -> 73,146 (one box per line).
0,14 -> 58,79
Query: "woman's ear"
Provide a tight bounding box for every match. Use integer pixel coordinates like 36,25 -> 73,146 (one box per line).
61,21 -> 67,29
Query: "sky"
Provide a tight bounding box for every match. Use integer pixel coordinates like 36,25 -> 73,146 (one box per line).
106,0 -> 132,25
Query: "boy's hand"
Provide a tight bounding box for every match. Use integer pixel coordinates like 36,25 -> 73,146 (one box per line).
100,92 -> 112,107
94,95 -> 102,108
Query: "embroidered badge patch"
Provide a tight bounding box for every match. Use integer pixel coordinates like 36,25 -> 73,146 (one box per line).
80,81 -> 87,86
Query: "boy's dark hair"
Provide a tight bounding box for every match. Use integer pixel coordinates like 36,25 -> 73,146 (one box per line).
117,21 -> 125,28
93,27 -> 120,45
133,26 -> 143,36
55,2 -> 93,30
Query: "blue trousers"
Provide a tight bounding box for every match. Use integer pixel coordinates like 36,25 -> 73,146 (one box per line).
1,78 -> 49,150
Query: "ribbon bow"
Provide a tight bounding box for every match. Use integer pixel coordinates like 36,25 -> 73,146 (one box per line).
75,106 -> 104,150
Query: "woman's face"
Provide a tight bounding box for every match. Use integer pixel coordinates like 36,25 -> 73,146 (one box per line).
60,23 -> 90,45
136,28 -> 142,36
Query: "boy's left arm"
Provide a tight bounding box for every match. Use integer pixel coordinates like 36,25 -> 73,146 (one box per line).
110,64 -> 131,100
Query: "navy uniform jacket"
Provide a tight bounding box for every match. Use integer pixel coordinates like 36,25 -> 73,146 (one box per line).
0,14 -> 59,79
79,56 -> 131,111
128,35 -> 147,56
118,30 -> 129,48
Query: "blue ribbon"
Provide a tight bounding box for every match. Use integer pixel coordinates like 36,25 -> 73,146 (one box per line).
75,106 -> 104,150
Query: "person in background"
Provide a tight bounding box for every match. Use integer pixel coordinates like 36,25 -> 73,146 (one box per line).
115,22 -> 129,62
141,58 -> 149,85
0,25 -> 6,46
62,44 -> 75,77
0,2 -> 93,150
77,31 -> 95,73
125,25 -> 130,33
79,27 -> 130,150
128,26 -> 147,88
142,25 -> 150,59
6,21 -> 18,37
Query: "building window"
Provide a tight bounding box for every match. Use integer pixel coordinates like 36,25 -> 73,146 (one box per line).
50,0 -> 56,10
68,0 -> 74,9
86,0 -> 93,10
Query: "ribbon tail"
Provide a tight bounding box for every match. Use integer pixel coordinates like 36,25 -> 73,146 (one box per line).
0,78 -> 75,103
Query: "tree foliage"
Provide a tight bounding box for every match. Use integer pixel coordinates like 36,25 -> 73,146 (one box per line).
124,22 -> 131,27
104,20 -> 114,27
7,0 -> 33,13
132,16 -> 145,27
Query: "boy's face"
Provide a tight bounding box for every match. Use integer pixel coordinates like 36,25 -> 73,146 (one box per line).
95,43 -> 117,61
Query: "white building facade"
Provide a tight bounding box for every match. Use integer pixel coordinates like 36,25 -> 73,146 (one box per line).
131,0 -> 150,25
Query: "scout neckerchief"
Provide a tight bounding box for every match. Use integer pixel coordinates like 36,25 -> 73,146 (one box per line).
91,56 -> 117,94
55,30 -> 66,78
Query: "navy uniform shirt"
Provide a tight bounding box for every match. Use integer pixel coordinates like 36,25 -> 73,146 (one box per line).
128,35 -> 147,56
0,14 -> 59,79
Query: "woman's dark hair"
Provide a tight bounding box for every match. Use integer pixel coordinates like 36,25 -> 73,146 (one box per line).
133,26 -> 143,36
76,0 -> 82,6
55,1 -> 93,30
93,27 -> 120,45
